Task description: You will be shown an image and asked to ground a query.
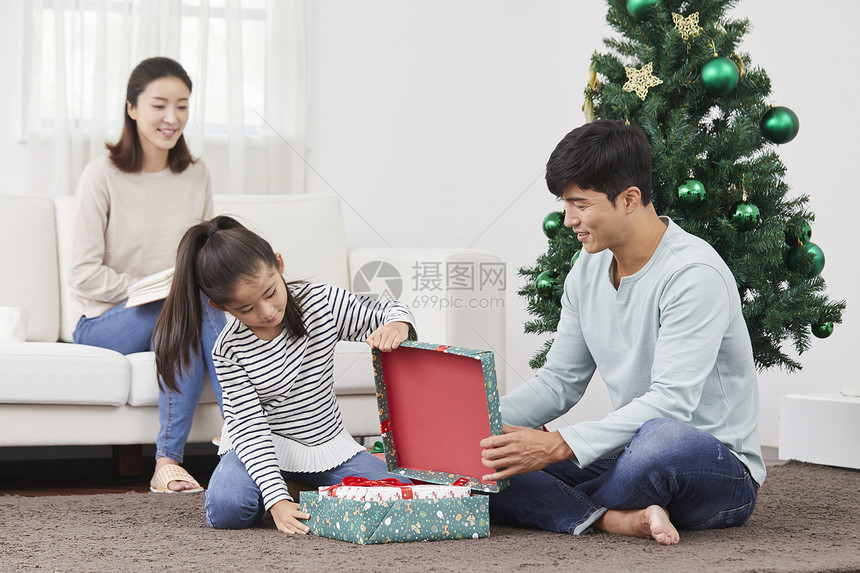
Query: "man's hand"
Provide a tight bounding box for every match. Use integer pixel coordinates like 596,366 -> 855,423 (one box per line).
270,500 -> 310,535
366,321 -> 410,352
479,424 -> 575,481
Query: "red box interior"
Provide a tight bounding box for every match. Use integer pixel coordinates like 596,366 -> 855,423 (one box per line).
379,346 -> 495,485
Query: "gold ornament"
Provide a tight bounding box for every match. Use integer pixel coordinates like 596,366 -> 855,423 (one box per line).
623,62 -> 663,101
582,55 -> 600,122
730,52 -> 745,77
583,94 -> 596,123
672,12 -> 702,40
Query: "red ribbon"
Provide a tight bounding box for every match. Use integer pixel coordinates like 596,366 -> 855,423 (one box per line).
323,476 -> 414,499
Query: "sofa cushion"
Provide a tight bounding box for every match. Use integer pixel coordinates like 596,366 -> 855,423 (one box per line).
54,195 -> 84,343
55,193 -> 351,341
0,195 -> 60,342
0,342 -> 129,406
127,344 -> 375,406
332,341 -> 375,395
213,193 -> 350,290
126,351 -> 217,407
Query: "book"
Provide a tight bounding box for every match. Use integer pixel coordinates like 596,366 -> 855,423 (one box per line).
125,267 -> 174,308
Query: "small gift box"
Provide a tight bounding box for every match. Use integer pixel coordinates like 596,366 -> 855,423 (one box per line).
319,477 -> 472,502
300,341 -> 505,544
298,494 -> 489,544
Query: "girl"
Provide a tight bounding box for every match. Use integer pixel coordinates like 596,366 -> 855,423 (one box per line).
154,216 -> 416,534
70,57 -> 226,493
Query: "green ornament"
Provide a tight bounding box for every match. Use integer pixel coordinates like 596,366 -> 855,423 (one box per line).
784,221 -> 812,246
701,57 -> 740,96
570,250 -> 581,268
811,322 -> 834,339
542,211 -> 565,239
760,106 -> 800,144
535,270 -> 560,299
627,0 -> 659,19
730,201 -> 760,231
785,242 -> 825,279
677,179 -> 706,207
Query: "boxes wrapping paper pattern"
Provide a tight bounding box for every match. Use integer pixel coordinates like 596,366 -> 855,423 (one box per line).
319,477 -> 472,502
299,491 -> 489,545
300,341 -> 504,544
372,340 -> 508,493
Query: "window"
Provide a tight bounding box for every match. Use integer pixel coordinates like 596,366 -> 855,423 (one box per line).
25,0 -> 308,195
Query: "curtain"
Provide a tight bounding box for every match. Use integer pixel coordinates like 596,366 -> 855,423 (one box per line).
22,0 -> 308,196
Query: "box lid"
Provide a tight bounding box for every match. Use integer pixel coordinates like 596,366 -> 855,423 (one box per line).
372,340 -> 508,492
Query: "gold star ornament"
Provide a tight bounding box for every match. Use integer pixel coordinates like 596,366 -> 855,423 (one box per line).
672,12 -> 702,40
623,62 -> 663,101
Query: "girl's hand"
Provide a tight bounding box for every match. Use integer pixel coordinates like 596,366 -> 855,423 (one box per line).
270,500 -> 310,535
367,321 -> 410,352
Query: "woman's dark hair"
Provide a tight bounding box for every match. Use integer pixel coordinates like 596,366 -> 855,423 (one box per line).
154,216 -> 308,393
106,57 -> 195,174
545,119 -> 653,205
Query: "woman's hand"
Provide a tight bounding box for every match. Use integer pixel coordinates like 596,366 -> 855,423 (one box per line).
270,500 -> 310,535
367,321 -> 410,352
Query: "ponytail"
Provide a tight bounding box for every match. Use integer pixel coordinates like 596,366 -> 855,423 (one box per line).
154,215 -> 308,393
154,221 -> 217,393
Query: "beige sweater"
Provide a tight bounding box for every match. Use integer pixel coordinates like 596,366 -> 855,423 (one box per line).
69,155 -> 213,319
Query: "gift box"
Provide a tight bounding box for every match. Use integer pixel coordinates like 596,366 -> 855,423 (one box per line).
298,494 -> 489,544
299,340 -> 506,544
372,340 -> 508,492
319,477 -> 472,502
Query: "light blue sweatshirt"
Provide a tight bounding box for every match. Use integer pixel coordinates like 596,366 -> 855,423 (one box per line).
502,217 -> 765,486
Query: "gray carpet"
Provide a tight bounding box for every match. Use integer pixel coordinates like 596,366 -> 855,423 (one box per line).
2,460 -> 859,572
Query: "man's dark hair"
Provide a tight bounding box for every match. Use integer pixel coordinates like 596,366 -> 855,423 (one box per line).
545,120 -> 653,205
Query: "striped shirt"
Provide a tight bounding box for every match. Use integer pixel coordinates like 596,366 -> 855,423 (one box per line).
213,282 -> 415,510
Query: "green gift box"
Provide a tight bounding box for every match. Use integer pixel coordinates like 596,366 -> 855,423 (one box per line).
372,340 -> 508,493
299,340 -> 505,544
298,492 -> 489,545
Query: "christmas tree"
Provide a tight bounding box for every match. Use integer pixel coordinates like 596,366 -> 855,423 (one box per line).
519,0 -> 845,372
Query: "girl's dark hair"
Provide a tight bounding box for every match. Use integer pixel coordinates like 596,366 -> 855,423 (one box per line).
106,57 -> 196,174
154,215 -> 308,393
545,119 -> 653,205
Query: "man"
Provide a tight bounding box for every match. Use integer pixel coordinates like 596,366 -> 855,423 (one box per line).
480,120 -> 764,545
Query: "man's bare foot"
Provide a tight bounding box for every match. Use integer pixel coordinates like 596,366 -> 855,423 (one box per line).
594,505 -> 680,545
151,457 -> 197,492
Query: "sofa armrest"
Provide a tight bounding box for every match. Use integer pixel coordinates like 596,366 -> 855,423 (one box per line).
348,247 -> 506,394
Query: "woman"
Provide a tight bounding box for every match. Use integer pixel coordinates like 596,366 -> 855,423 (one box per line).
69,57 -> 225,493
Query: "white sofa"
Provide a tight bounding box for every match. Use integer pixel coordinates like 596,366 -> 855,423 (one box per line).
0,192 -> 506,464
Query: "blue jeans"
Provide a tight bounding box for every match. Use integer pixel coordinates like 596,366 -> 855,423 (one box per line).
73,296 -> 227,463
205,450 -> 411,529
489,418 -> 759,535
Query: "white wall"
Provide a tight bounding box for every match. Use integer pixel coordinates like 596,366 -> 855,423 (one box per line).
307,0 -> 617,435
1,0 -> 856,448
730,2 -> 859,446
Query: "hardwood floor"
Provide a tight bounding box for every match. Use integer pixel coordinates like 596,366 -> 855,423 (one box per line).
0,453 -> 219,496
